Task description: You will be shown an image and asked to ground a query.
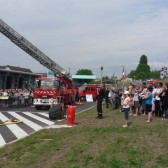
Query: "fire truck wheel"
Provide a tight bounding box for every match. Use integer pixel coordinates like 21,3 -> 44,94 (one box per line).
80,96 -> 86,102
49,105 -> 63,120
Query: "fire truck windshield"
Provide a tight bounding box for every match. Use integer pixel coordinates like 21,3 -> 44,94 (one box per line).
35,80 -> 57,89
78,86 -> 85,91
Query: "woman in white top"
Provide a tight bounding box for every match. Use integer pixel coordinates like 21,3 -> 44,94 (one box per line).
122,91 -> 130,127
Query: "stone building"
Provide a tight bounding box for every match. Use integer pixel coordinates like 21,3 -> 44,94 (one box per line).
0,65 -> 39,90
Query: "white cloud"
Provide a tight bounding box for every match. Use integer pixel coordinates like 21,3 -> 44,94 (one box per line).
0,0 -> 168,78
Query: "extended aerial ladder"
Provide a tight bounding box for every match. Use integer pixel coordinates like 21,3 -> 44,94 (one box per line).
0,18 -> 66,76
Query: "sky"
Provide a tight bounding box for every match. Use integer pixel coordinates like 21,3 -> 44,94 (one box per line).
0,0 -> 168,78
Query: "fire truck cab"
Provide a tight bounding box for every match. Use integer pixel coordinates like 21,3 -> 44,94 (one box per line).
33,77 -> 75,110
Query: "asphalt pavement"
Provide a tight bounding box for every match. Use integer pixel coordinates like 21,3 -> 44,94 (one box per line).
0,101 -> 96,113
0,101 -> 96,148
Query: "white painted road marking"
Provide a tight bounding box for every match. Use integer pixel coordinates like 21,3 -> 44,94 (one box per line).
0,113 -> 28,139
23,112 -> 55,125
0,134 -> 6,147
8,112 -> 43,131
36,112 -> 49,118
0,111 -> 56,148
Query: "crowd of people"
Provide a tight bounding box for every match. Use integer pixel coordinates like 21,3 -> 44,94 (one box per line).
96,81 -> 168,127
96,84 -> 122,119
2,81 -> 168,127
0,89 -> 34,108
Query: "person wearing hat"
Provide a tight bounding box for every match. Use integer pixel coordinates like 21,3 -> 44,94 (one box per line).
122,90 -> 130,127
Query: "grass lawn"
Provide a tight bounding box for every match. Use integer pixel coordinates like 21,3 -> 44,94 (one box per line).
0,104 -> 168,168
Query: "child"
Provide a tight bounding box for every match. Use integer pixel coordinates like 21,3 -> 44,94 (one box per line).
129,93 -> 134,115
122,91 -> 130,127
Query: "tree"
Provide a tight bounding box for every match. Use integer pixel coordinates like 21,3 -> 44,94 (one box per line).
76,69 -> 93,75
136,64 -> 151,80
102,76 -> 110,84
74,69 -> 93,84
128,70 -> 136,79
128,55 -> 155,80
150,70 -> 160,79
139,55 -> 148,64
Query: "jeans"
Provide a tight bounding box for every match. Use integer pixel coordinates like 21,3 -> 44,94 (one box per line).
124,107 -> 130,120
142,99 -> 146,112
155,100 -> 162,117
164,109 -> 168,119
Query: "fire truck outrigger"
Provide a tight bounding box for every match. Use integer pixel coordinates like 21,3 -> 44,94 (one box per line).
0,18 -> 77,119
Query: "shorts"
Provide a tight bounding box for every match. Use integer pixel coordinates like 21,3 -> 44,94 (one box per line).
146,104 -> 152,113
134,101 -> 140,108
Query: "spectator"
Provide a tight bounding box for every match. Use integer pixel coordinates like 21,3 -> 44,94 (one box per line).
129,93 -> 134,115
108,87 -> 116,110
105,87 -> 109,108
133,86 -> 140,116
140,82 -> 147,115
160,83 -> 168,119
144,86 -> 153,122
153,82 -> 163,117
122,91 -> 130,127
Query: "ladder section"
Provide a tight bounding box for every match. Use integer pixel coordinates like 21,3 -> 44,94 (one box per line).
0,18 -> 65,75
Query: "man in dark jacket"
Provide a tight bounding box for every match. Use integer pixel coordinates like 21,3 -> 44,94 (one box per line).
96,85 -> 105,118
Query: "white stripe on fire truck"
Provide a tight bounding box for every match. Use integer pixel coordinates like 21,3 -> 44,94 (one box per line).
22,112 -> 55,125
8,112 -> 43,131
0,113 -> 28,139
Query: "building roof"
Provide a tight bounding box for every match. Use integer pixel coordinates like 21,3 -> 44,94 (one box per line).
0,65 -> 32,73
71,75 -> 96,79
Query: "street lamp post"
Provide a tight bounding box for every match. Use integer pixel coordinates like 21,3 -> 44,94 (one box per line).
101,66 -> 103,84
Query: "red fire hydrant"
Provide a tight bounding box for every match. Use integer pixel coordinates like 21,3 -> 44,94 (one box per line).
67,106 -> 76,126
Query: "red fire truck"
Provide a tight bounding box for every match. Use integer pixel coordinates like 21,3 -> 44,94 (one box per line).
0,18 -> 77,119
78,84 -> 100,102
33,76 -> 76,110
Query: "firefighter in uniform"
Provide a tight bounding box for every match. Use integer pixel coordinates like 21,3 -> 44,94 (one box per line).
96,85 -> 105,118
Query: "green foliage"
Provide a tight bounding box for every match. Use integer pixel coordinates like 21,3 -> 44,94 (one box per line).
74,69 -> 93,84
150,70 -> 160,79
102,76 -> 111,84
136,55 -> 151,80
128,55 -> 160,80
136,63 -> 150,73
128,70 -> 136,79
76,69 -> 93,75
139,55 -> 148,64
